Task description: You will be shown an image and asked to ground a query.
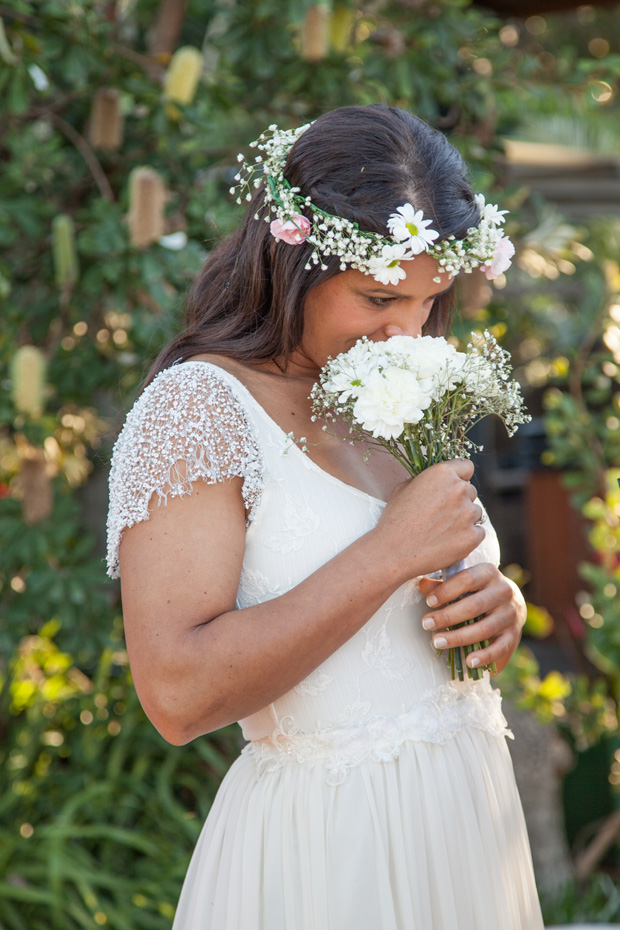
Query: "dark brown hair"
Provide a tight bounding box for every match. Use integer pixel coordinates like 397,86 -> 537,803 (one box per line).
145,104 -> 479,385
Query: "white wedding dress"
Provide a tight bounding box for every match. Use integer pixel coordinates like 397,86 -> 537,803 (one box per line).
107,360 -> 544,930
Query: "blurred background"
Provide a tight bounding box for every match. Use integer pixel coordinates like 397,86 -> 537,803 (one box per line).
1,0 -> 620,926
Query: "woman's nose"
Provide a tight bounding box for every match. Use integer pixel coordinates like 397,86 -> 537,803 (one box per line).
382,320 -> 423,339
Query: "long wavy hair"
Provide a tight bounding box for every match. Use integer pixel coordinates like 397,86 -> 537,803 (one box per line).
145,104 -> 479,386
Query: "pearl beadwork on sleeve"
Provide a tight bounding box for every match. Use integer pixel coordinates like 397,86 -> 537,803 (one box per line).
106,363 -> 264,578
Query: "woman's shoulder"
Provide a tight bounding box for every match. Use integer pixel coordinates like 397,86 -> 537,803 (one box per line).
179,353 -> 269,398
115,358 -> 265,474
125,355 -> 265,437
106,358 -> 266,578
145,353 -> 244,396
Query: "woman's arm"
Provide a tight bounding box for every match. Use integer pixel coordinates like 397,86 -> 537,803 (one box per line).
119,458 -> 484,744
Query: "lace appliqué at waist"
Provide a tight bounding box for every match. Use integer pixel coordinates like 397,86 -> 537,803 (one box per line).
242,674 -> 513,786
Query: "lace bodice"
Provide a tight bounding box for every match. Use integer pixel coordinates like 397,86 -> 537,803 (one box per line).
107,361 -> 510,783
106,365 -> 264,578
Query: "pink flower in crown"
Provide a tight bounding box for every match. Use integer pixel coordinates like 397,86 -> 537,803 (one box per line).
482,236 -> 515,280
270,213 -> 311,245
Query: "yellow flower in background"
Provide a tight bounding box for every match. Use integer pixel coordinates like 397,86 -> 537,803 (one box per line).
11,346 -> 46,419
163,46 -> 203,120
538,671 -> 572,703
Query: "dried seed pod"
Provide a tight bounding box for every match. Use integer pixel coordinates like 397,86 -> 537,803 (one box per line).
163,46 -> 203,120
88,87 -> 124,151
11,346 -> 47,419
19,445 -> 52,525
52,215 -> 79,290
301,5 -> 331,63
149,0 -> 189,57
127,167 -> 166,249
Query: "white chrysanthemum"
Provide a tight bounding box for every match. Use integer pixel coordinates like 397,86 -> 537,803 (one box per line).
376,335 -> 466,398
408,335 -> 465,377
352,367 -> 432,440
367,243 -> 410,285
386,204 -> 439,255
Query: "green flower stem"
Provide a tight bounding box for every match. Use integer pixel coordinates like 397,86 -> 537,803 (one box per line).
442,615 -> 495,681
454,642 -> 464,681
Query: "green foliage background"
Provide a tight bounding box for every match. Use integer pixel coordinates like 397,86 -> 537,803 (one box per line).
1,0 -> 620,926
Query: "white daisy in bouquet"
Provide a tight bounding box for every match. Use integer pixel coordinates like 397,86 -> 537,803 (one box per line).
310,331 -> 530,680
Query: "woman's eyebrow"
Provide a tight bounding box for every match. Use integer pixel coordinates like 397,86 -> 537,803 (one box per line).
359,282 -> 455,299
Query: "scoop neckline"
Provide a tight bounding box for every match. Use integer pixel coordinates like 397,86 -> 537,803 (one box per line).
179,360 -> 388,508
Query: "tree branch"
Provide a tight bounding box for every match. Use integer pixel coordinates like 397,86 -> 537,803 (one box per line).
31,108 -> 115,202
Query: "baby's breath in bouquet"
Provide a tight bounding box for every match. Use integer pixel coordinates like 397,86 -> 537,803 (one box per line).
310,331 -> 530,681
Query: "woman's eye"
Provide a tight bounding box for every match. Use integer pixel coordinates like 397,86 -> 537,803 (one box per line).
368,296 -> 395,307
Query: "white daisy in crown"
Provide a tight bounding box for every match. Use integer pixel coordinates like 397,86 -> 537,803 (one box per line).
475,193 -> 508,227
367,243 -> 411,286
386,204 -> 440,255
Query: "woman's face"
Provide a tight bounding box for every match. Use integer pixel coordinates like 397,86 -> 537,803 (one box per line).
293,252 -> 453,375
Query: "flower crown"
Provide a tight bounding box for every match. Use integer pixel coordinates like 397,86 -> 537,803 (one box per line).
230,123 -> 514,286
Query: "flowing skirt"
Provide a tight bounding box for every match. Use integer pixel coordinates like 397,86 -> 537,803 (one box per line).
172,728 -> 544,930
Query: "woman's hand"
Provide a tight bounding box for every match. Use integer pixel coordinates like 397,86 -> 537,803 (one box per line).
373,459 -> 486,581
417,564 -> 526,674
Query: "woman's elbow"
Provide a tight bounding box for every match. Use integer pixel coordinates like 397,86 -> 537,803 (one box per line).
155,719 -> 195,747
134,672 -> 224,745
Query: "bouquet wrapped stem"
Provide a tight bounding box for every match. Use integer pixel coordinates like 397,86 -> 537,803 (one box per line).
310,331 -> 530,682
439,559 -> 495,682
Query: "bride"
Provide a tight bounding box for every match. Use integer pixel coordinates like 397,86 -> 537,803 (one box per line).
106,103 -> 544,929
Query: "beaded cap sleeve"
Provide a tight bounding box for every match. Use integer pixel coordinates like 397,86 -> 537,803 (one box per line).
106,363 -> 264,579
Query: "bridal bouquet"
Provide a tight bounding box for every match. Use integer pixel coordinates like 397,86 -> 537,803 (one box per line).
310,331 -> 530,681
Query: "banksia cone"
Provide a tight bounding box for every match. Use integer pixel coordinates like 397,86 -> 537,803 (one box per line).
11,346 -> 46,419
301,5 -> 331,62
127,167 -> 166,248
330,6 -> 354,52
88,87 -> 124,151
20,445 -> 52,525
163,46 -> 203,120
52,215 -> 79,291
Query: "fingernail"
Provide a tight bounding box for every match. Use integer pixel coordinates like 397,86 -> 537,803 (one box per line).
433,636 -> 447,649
422,616 -> 436,630
426,595 -> 438,607
469,656 -> 480,668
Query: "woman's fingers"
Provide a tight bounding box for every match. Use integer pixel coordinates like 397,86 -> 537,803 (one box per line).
420,563 -> 497,618
429,603 -> 512,648
419,563 -> 526,674
379,460 -> 485,579
466,629 -> 519,671
430,608 -> 519,675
